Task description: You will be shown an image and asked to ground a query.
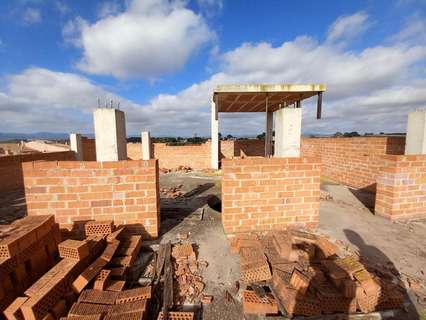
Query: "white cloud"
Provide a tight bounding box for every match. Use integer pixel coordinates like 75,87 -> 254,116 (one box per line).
2,13 -> 426,137
97,1 -> 122,18
55,1 -> 70,15
326,11 -> 369,44
65,0 -> 213,79
23,8 -> 42,24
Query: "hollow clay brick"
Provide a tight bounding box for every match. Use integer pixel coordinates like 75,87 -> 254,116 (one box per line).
72,257 -> 108,293
85,221 -> 114,237
109,299 -> 147,314
105,280 -> 126,292
78,289 -> 118,305
3,296 -> 28,320
240,260 -> 272,283
242,290 -> 278,315
68,302 -> 110,317
58,240 -> 90,260
59,316 -> 102,320
104,311 -> 144,320
93,269 -> 111,291
289,269 -> 310,295
101,240 -> 120,262
115,286 -> 151,304
157,312 -> 194,320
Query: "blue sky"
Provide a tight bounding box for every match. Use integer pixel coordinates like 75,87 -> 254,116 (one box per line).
0,0 -> 425,136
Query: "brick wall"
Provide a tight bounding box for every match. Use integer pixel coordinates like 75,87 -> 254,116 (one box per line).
301,136 -> 405,191
22,160 -> 160,239
0,151 -> 76,193
375,155 -> 426,220
81,137 -> 96,161
127,139 -> 265,169
222,157 -> 321,234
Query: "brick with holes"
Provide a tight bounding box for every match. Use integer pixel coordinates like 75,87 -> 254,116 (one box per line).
85,221 -> 114,237
105,280 -> 126,292
242,290 -> 278,315
240,260 -> 272,283
59,316 -> 102,320
4,296 -> 28,320
289,269 -> 311,295
78,289 -> 118,305
58,240 -> 89,260
104,311 -> 144,320
68,302 -> 110,317
109,299 -> 147,314
115,286 -> 151,304
93,269 -> 112,291
157,312 -> 194,320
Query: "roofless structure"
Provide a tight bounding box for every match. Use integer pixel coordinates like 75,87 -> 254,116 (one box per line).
211,84 -> 326,169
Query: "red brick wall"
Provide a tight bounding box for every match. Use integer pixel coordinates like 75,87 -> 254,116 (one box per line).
0,151 -> 76,193
22,160 -> 160,239
128,142 -> 211,169
375,155 -> 426,220
222,157 -> 321,233
81,137 -> 96,161
301,137 -> 405,191
127,139 -> 265,169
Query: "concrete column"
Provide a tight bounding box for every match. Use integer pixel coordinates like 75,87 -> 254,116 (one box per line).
274,108 -> 302,157
265,111 -> 273,157
93,108 -> 127,161
70,133 -> 83,160
405,110 -> 426,155
141,131 -> 151,160
211,98 -> 219,169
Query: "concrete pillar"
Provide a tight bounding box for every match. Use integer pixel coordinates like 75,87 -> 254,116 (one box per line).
93,108 -> 127,161
265,111 -> 273,157
274,108 -> 302,157
141,131 -> 151,160
405,110 -> 426,155
70,133 -> 83,160
211,98 -> 219,169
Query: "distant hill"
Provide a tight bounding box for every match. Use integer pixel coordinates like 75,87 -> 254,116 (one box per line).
0,132 -> 70,141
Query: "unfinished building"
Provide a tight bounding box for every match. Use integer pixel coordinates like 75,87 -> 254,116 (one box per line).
0,84 -> 425,319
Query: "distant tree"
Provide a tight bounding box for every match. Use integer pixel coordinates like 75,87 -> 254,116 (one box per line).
257,132 -> 266,140
343,131 -> 360,137
225,134 -> 234,140
334,132 -> 343,137
364,132 -> 374,136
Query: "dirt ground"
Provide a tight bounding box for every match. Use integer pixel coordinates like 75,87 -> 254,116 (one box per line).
1,171 -> 425,319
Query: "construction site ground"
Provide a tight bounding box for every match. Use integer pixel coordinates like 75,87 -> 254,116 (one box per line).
1,171 -> 425,319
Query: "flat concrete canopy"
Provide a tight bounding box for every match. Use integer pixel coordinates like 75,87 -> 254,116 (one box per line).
213,84 -> 326,113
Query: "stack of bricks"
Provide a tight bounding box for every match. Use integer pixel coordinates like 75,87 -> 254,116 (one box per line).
375,154 -> 426,220
22,160 -> 160,239
222,157 -> 321,234
232,229 -> 405,317
0,215 -> 61,312
62,286 -> 151,319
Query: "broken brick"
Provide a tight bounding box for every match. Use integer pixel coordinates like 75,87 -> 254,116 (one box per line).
58,240 -> 89,261
289,269 -> 310,295
93,269 -> 111,291
242,290 -> 278,315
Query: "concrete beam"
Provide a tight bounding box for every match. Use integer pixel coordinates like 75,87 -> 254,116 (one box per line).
70,133 -> 83,160
265,111 -> 273,157
211,98 -> 219,170
93,108 -> 127,161
141,131 -> 151,160
274,108 -> 302,157
405,110 -> 426,155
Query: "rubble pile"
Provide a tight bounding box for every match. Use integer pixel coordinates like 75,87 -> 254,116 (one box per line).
160,166 -> 192,174
171,243 -> 211,305
160,185 -> 184,199
231,230 -> 406,318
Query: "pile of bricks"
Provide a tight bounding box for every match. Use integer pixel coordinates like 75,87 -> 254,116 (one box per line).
3,219 -> 151,320
160,185 -> 184,199
231,230 -> 405,317
159,166 -> 192,174
0,215 -> 61,312
171,243 -> 211,305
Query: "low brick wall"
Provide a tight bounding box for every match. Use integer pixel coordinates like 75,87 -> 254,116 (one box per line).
375,155 -> 426,220
0,151 -> 76,193
301,136 -> 405,191
22,160 -> 160,239
222,157 -> 321,233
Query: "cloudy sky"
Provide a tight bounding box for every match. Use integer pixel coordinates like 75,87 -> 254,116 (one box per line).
0,0 -> 425,137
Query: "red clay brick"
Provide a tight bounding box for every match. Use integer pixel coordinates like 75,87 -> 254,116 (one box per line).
115,286 -> 151,304
78,289 -> 118,305
3,296 -> 28,320
157,312 -> 194,320
242,290 -> 278,315
68,302 -> 110,317
109,300 -> 147,315
58,240 -> 89,260
105,280 -> 126,292
93,269 -> 111,291
104,311 -> 144,320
